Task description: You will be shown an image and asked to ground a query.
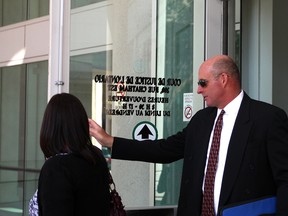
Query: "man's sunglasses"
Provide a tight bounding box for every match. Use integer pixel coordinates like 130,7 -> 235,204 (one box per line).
197,79 -> 208,88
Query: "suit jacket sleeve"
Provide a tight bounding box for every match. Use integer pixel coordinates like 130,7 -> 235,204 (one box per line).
112,128 -> 188,163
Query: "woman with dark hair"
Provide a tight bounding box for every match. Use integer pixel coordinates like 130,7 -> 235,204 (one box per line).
32,93 -> 110,216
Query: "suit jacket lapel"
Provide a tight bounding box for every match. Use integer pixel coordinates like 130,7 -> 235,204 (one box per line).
218,93 -> 253,208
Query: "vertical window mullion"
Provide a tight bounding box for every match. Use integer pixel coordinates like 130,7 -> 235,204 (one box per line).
48,0 -> 70,99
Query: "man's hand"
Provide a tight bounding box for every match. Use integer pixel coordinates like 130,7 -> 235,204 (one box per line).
88,119 -> 114,148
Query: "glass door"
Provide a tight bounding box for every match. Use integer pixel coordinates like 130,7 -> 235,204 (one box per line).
155,0 -> 193,205
69,0 -> 195,207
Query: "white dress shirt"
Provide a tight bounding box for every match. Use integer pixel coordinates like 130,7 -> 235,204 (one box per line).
203,90 -> 244,214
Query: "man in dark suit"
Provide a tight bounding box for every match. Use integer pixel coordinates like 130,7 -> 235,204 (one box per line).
89,55 -> 288,216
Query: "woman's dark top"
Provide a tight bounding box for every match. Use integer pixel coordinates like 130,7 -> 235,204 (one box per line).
37,153 -> 110,216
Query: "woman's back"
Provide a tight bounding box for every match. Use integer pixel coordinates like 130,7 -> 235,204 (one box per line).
37,153 -> 110,216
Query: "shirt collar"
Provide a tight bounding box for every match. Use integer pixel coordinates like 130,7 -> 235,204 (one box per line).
219,90 -> 244,115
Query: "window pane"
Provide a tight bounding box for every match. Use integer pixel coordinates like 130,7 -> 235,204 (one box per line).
0,65 -> 26,215
0,170 -> 24,215
0,61 -> 48,216
0,0 -> 49,27
25,61 -> 48,169
28,0 -> 49,19
0,65 -> 25,168
25,61 -> 48,216
70,51 -> 112,117
71,0 -> 106,9
70,0 -> 194,207
1,0 -> 27,26
155,0 -> 193,206
70,51 -> 112,166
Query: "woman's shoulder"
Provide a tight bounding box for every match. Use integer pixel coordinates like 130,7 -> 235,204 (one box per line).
43,153 -> 87,166
42,153 -> 107,174
40,154 -> 92,182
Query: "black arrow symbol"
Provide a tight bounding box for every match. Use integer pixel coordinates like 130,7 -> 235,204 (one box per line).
137,124 -> 153,139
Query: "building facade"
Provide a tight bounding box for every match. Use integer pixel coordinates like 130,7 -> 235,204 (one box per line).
0,0 -> 287,215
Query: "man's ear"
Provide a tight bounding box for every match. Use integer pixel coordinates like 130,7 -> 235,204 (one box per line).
220,72 -> 229,86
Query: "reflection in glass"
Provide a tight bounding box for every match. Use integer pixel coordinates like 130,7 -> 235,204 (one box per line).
70,51 -> 112,167
0,0 -> 49,27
